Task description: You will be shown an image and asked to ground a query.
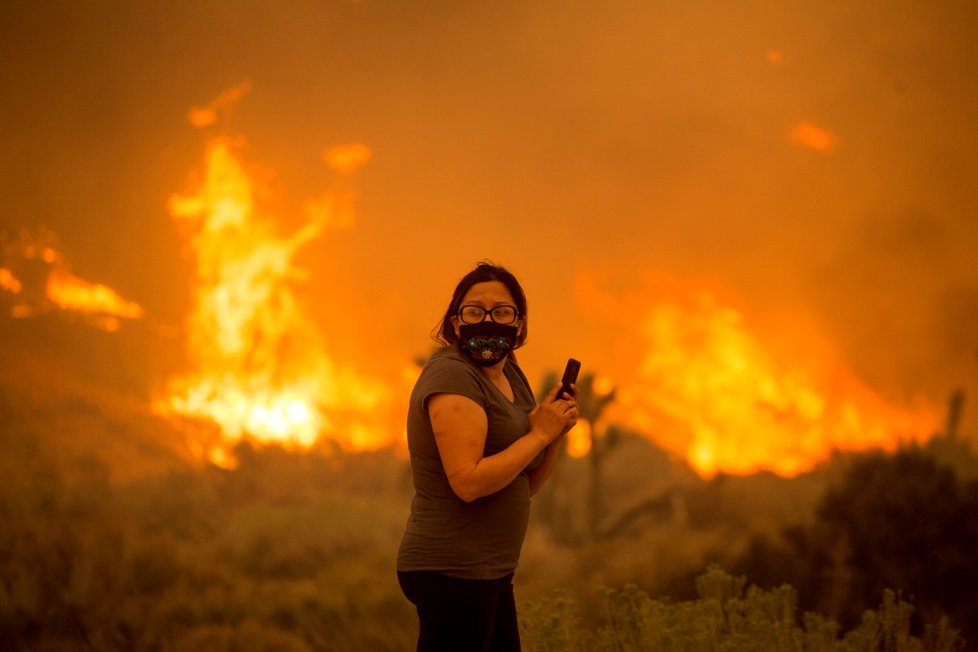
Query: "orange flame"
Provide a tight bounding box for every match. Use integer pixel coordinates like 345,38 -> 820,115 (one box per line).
160,103 -> 392,466
187,81 -> 252,128
565,420 -> 593,458
578,270 -> 940,477
564,375 -> 615,459
1,227 -> 143,330
46,269 -> 144,324
0,267 -> 22,293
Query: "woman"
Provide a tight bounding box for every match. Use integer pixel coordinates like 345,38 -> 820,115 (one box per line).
397,262 -> 579,651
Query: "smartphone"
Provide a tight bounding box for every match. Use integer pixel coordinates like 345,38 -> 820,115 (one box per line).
558,358 -> 581,400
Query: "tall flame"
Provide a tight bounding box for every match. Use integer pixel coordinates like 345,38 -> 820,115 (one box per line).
160,97 -> 390,465
578,270 -> 940,476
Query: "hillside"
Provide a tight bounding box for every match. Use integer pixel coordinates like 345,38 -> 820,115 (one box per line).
2,310 -> 976,649
0,312 -> 193,483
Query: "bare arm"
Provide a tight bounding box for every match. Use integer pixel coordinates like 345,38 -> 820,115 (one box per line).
430,385 -> 576,503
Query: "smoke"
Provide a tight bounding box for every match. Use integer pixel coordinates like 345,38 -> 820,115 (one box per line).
2,0 -> 976,436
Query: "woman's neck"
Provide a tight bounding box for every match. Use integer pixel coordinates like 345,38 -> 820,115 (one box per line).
480,360 -> 507,383
480,359 -> 514,401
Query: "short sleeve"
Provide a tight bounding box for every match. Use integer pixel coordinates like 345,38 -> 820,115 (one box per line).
416,350 -> 488,411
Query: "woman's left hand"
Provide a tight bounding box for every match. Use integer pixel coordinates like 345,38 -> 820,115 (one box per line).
533,383 -> 579,441
556,383 -> 579,435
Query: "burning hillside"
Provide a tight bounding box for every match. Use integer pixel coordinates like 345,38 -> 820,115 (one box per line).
0,85 -> 958,481
0,226 -> 143,332
575,269 -> 943,477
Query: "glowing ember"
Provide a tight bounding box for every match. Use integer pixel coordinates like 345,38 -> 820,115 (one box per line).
160,91 -> 390,466
0,267 -> 21,293
323,143 -> 372,174
186,81 -> 252,128
766,49 -> 784,65
577,270 -> 940,477
789,121 -> 838,152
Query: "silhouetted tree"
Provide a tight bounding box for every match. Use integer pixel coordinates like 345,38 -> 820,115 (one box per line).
734,446 -> 978,647
575,373 -> 616,540
816,448 -> 978,638
534,370 -> 616,544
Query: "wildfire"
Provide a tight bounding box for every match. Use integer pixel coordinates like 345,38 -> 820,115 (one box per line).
565,420 -> 593,458
159,89 -> 392,466
576,270 -> 940,477
0,227 -> 143,331
46,268 -> 144,323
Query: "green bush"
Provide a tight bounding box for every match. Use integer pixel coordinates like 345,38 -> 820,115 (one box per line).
520,565 -> 964,652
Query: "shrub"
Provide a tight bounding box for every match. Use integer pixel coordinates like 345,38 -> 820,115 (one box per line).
519,565 -> 964,652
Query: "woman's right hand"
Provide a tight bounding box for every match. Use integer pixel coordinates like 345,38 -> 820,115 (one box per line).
528,384 -> 579,445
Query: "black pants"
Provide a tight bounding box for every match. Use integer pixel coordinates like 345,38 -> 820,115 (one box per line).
397,570 -> 521,652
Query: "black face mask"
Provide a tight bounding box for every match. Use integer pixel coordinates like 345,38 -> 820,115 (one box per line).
457,321 -> 519,367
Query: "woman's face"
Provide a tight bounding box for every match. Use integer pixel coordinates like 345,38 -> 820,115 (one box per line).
451,281 -> 524,338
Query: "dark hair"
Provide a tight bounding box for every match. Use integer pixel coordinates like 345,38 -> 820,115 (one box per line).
433,261 -> 528,349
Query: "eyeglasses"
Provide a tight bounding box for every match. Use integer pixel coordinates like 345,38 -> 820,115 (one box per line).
457,304 -> 520,324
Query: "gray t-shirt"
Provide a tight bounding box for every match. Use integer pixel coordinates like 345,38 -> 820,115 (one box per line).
397,347 -> 543,579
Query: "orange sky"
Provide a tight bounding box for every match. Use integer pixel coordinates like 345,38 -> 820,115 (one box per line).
2,0 -> 977,440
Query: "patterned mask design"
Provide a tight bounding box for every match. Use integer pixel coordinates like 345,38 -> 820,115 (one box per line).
457,321 -> 519,367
